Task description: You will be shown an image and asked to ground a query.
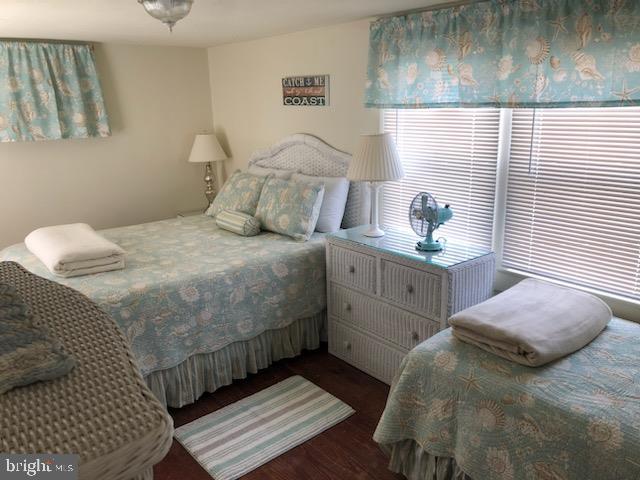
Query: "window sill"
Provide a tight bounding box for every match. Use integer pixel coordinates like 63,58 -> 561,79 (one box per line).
495,267 -> 640,324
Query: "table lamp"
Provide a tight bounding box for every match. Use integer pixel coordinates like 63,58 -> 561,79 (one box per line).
188,134 -> 228,207
347,133 -> 404,237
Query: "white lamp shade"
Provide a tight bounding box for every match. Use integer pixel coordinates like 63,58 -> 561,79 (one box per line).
188,134 -> 228,163
347,133 -> 404,182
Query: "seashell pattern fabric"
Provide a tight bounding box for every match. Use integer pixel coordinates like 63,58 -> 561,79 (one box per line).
374,319 -> 640,480
0,215 -> 327,377
365,0 -> 640,108
255,177 -> 325,242
0,41 -> 110,142
0,282 -> 74,394
206,170 -> 270,218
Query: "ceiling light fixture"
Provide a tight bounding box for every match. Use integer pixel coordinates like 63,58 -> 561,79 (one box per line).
138,0 -> 194,32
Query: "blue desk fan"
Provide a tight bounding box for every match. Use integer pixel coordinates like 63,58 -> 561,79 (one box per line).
409,192 -> 453,251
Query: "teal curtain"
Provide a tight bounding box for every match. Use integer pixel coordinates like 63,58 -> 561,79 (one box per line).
0,41 -> 110,142
365,0 -> 640,108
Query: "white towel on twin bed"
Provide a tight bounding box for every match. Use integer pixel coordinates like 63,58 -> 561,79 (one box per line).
448,278 -> 612,367
25,223 -> 125,278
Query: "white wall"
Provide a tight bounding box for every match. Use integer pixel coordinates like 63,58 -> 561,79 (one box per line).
0,43 -> 213,248
207,19 -> 380,176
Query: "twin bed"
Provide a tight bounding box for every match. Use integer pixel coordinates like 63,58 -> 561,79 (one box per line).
375,318 -> 640,480
1,134 -> 368,408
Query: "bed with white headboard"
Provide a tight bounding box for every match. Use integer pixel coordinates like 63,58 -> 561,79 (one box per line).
1,134 -> 364,409
248,133 -> 369,228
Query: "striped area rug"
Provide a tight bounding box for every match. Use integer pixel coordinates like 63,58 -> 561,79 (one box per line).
174,375 -> 355,480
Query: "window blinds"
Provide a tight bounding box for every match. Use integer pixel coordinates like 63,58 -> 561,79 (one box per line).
382,109 -> 500,249
502,107 -> 640,300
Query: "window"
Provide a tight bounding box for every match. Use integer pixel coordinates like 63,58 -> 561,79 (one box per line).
382,109 -> 500,249
502,107 -> 640,301
383,107 -> 640,302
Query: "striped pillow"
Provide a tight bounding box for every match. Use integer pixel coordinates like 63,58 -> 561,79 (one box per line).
216,210 -> 261,237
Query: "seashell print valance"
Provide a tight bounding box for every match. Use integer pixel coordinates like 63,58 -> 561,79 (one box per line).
0,41 -> 111,142
364,0 -> 640,108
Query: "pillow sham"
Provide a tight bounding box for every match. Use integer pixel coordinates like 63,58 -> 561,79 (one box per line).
248,165 -> 297,179
0,283 -> 74,394
255,177 -> 325,242
206,170 -> 269,218
292,173 -> 350,233
216,210 -> 261,237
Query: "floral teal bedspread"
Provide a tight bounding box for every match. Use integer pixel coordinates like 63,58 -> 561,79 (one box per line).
374,319 -> 640,480
1,215 -> 326,376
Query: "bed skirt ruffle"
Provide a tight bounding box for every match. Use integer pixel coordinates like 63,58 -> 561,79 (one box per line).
145,311 -> 325,408
381,440 -> 472,480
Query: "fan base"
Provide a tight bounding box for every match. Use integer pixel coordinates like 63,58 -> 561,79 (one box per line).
416,239 -> 444,251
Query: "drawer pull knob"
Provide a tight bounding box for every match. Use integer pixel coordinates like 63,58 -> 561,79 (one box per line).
411,331 -> 420,342
406,284 -> 414,294
348,265 -> 355,273
343,341 -> 352,351
344,303 -> 352,312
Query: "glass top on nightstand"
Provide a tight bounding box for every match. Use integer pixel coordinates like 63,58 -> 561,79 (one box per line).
329,226 -> 493,269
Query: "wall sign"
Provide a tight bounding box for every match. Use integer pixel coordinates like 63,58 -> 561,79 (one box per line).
282,75 -> 330,106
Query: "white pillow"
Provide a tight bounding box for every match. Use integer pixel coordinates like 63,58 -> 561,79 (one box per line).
292,173 -> 349,233
248,165 -> 297,179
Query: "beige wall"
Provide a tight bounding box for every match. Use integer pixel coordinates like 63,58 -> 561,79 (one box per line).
207,19 -> 380,175
0,43 -> 212,248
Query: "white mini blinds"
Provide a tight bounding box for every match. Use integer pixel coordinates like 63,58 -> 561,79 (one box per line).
382,108 -> 500,250
502,107 -> 640,301
384,106 -> 640,302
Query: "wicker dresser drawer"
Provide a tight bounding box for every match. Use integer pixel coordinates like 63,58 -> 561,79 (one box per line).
326,226 -> 495,386
328,320 -> 406,384
380,259 -> 442,318
328,244 -> 376,294
329,284 -> 440,350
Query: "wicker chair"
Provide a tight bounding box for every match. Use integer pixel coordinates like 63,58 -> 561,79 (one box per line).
0,261 -> 173,480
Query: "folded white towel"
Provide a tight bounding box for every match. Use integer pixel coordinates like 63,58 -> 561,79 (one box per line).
448,278 -> 612,367
25,223 -> 125,278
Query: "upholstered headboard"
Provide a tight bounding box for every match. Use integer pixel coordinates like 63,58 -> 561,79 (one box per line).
248,134 -> 369,229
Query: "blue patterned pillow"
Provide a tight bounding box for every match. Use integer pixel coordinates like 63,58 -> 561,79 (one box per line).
255,177 -> 325,241
0,284 -> 74,394
206,170 -> 269,218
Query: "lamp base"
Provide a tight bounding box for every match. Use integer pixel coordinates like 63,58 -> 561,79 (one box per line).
363,225 -> 385,237
204,162 -> 216,208
363,182 -> 385,237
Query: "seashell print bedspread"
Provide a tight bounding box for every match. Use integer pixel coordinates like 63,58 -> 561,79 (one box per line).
1,215 -> 327,376
374,319 -> 640,480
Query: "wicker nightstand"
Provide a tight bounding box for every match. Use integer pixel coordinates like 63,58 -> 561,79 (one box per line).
326,226 -> 496,384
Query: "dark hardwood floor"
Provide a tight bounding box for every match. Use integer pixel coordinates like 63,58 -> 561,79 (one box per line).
154,344 -> 404,480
